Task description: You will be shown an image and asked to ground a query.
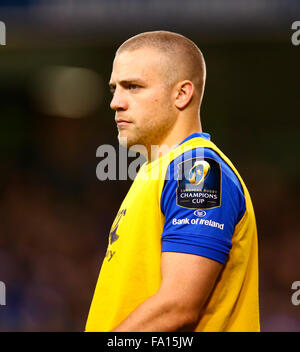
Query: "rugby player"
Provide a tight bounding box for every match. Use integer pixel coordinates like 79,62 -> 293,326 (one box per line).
85,31 -> 260,332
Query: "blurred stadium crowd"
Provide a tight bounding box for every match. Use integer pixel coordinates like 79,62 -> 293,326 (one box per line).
0,115 -> 124,331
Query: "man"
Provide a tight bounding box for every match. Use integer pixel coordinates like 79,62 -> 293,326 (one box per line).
85,31 -> 260,332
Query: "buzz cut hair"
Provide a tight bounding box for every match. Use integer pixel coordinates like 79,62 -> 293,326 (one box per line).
116,30 -> 206,101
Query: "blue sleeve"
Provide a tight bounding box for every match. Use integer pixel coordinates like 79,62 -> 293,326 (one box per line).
160,147 -> 246,264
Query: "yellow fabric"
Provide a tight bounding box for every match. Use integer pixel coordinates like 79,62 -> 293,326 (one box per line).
85,137 -> 260,332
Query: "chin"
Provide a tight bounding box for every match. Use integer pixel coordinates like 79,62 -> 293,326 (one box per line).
118,135 -> 129,148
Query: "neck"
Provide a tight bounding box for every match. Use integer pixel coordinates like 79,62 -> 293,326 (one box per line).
146,116 -> 202,162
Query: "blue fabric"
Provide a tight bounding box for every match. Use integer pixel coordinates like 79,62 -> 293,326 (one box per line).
160,133 -> 246,264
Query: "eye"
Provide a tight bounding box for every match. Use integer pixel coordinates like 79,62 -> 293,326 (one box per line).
128,84 -> 139,91
109,86 -> 116,95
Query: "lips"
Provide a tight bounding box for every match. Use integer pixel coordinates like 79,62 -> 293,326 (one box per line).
115,118 -> 132,126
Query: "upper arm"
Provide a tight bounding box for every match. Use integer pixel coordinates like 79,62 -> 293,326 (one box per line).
159,251 -> 222,316
158,147 -> 245,320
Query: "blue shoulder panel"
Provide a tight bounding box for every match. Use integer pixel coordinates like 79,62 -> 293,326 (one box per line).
160,140 -> 246,264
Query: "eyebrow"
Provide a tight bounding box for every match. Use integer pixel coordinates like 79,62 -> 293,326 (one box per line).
108,78 -> 146,89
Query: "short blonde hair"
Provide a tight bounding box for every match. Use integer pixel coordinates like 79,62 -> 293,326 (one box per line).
117,30 -> 206,101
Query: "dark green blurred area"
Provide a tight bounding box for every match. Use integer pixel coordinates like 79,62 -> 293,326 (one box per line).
1,42 -> 299,184
0,39 -> 299,331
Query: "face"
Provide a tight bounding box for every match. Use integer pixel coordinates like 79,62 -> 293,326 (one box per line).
109,48 -> 177,151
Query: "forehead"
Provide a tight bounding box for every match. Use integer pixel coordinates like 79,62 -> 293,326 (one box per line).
110,47 -> 167,83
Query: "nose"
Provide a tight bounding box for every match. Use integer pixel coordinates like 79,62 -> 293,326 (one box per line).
110,87 -> 128,111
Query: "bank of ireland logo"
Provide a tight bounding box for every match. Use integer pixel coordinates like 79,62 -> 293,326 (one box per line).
188,160 -> 210,185
194,210 -> 206,217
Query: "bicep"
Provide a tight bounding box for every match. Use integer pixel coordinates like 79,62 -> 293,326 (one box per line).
159,251 -> 223,312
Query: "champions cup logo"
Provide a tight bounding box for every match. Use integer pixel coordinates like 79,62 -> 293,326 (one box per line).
188,160 -> 210,185
176,157 -> 221,210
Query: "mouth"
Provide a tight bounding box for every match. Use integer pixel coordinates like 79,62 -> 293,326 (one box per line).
115,118 -> 132,127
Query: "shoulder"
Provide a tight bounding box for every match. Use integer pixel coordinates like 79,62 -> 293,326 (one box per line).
160,145 -> 246,264
161,146 -> 245,223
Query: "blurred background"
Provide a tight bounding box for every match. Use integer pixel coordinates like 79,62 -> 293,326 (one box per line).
0,0 -> 299,331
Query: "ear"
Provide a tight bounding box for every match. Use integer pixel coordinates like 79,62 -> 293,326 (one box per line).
174,80 -> 194,110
